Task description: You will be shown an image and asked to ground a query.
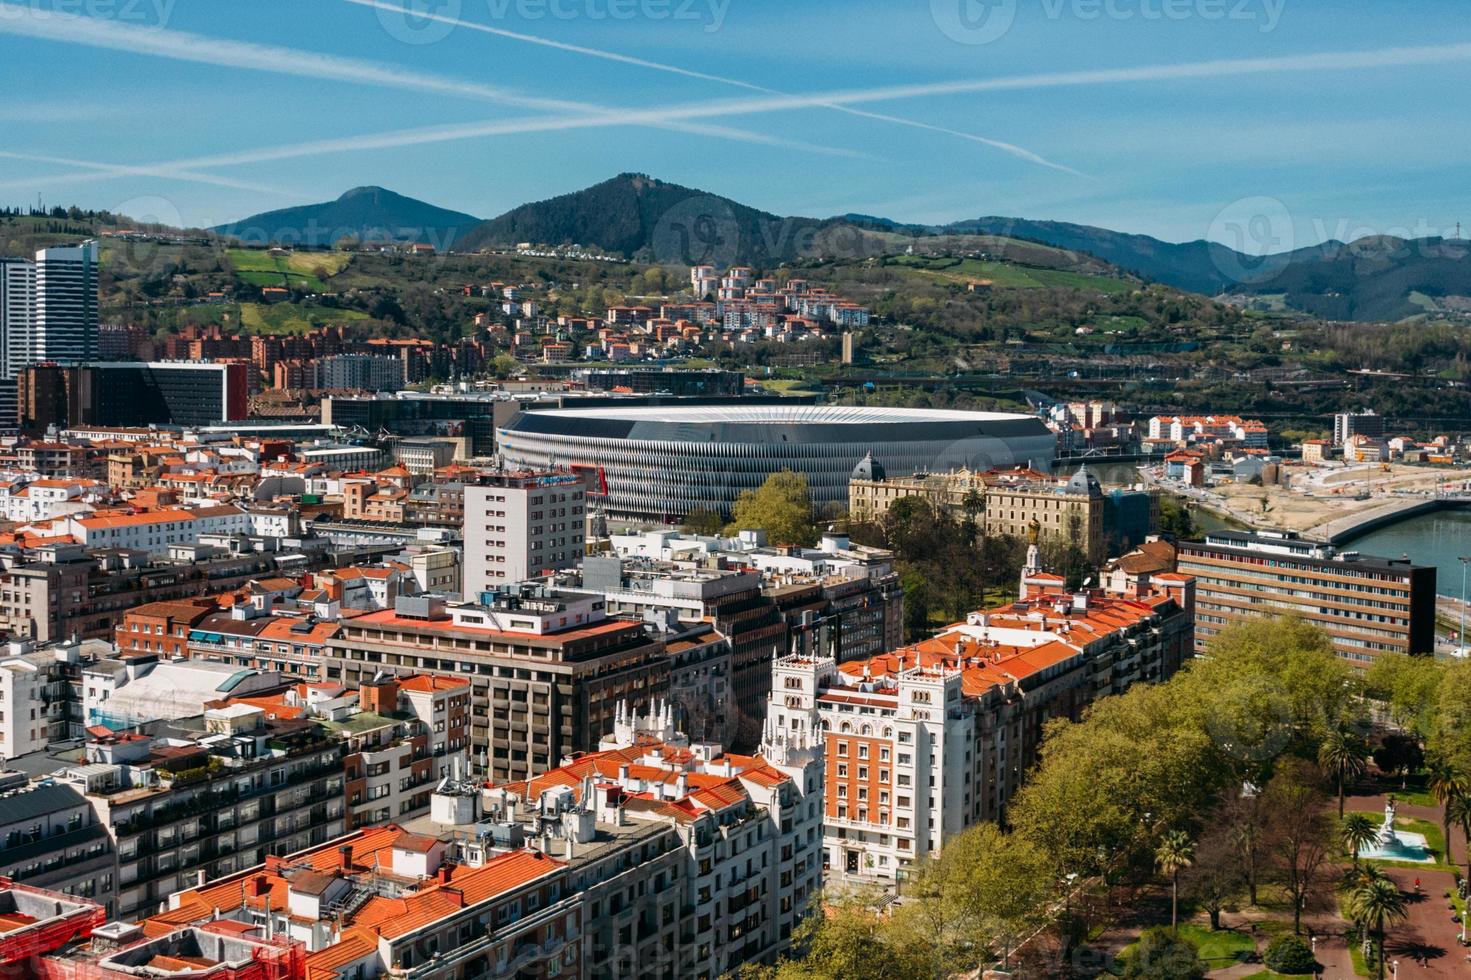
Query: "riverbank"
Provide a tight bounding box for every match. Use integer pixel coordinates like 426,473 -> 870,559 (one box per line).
1311,495 -> 1471,544
1141,457 -> 1471,540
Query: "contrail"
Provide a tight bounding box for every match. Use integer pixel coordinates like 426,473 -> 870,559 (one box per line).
341,0 -> 1086,176
0,1 -> 854,160
16,39 -> 1471,189
0,151 -> 297,196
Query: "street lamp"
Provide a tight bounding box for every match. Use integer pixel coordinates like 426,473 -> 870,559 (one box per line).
1392,959 -> 1399,980
1460,557 -> 1471,656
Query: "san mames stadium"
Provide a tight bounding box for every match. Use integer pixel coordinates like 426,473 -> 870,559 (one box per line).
496,404 -> 1056,522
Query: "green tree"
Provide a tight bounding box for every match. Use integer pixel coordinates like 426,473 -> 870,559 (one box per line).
1120,927 -> 1205,980
1366,653 -> 1443,736
1318,725 -> 1370,818
771,896 -> 930,980
681,507 -> 725,536
913,824 -> 1055,969
1345,873 -> 1408,980
1012,681 -> 1222,882
1430,659 -> 1471,773
1157,495 -> 1198,539
1263,935 -> 1319,975
1446,791 -> 1471,881
1155,831 -> 1195,930
1425,755 -> 1467,866
725,470 -> 817,547
1372,733 -> 1423,789
489,353 -> 519,378
1185,615 -> 1363,764
1340,813 -> 1378,868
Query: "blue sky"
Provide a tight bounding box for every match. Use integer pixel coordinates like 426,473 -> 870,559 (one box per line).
0,0 -> 1468,247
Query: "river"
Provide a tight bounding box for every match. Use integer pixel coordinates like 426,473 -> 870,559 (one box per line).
1343,508 -> 1471,598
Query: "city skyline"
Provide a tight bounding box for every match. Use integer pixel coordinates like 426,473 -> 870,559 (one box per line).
0,0 -> 1468,245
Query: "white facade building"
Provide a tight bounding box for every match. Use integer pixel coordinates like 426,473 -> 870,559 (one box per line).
33,242 -> 99,365
0,257 -> 35,380
462,472 -> 585,596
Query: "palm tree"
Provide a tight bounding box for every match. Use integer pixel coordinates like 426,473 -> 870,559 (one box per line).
1447,790 -> 1471,880
1345,861 -> 1393,892
1319,727 -> 1369,818
1155,830 -> 1195,930
1346,874 -> 1408,980
961,487 -> 984,521
1426,756 -> 1467,864
1341,813 -> 1378,867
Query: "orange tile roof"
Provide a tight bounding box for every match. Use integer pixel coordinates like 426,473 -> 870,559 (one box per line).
305,928 -> 378,980
78,509 -> 195,529
398,675 -> 469,693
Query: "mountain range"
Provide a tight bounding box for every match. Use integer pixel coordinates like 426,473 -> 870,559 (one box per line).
214,175 -> 1471,322
211,185 -> 480,249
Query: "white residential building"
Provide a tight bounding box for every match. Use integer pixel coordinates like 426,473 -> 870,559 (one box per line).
469,694 -> 824,978
462,471 -> 585,596
33,242 -> 99,365
58,504 -> 246,556
0,257 -> 35,380
0,477 -> 101,523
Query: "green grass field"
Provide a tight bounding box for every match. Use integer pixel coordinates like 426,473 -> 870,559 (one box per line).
238,302 -> 369,334
228,249 -> 350,292
1116,924 -> 1256,974
892,256 -> 1133,295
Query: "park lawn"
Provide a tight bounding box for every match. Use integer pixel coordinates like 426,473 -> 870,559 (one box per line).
1117,924 -> 1255,972
1348,940 -> 1372,978
1391,783 -> 1438,808
760,378 -> 822,394
238,302 -> 368,335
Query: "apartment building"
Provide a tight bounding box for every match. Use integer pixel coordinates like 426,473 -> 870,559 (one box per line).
339,674 -> 471,827
766,559 -> 1194,882
1146,414 -> 1270,448
1176,530 -> 1435,664
149,824 -> 576,979
0,256 -> 35,380
0,780 -> 117,916
608,529 -> 905,666
659,619 -> 733,744
55,505 -> 248,556
7,706 -> 346,921
1334,409 -> 1385,447
462,470 -> 586,595
578,556 -> 786,738
32,242 -> 99,365
324,588 -> 669,782
313,353 -> 403,392
0,639 -> 97,755
442,698 -> 825,979
119,598 -> 340,681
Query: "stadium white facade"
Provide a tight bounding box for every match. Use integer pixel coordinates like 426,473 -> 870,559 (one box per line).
497,404 -> 1057,522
